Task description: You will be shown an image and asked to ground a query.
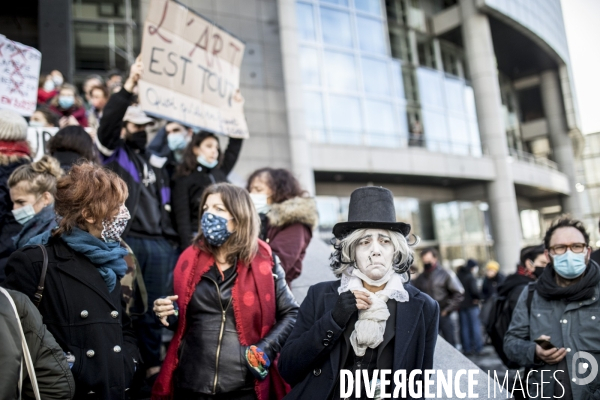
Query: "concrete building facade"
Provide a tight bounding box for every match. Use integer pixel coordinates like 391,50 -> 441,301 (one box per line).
2,0 -> 584,271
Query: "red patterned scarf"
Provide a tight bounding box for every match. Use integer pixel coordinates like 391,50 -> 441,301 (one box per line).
0,140 -> 30,158
517,264 -> 535,279
152,241 -> 289,400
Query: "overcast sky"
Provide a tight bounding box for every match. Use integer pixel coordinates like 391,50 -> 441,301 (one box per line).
561,0 -> 600,134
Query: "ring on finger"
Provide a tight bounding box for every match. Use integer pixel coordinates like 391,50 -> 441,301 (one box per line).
157,312 -> 161,318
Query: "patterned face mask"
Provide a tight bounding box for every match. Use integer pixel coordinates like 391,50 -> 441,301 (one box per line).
101,205 -> 131,243
201,212 -> 232,247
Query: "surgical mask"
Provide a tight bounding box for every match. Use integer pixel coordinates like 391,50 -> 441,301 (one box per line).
167,133 -> 188,151
250,193 -> 270,214
101,206 -> 130,243
353,266 -> 395,287
12,205 -> 36,225
201,212 -> 232,247
197,154 -> 218,169
52,75 -> 63,86
552,251 -> 587,279
43,80 -> 55,92
29,120 -> 45,128
58,95 -> 75,109
126,130 -> 147,151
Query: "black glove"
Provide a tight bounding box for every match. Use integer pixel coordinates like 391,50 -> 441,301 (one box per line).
332,291 -> 357,327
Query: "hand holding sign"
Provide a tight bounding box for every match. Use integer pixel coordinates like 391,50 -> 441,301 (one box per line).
124,55 -> 144,93
138,0 -> 248,138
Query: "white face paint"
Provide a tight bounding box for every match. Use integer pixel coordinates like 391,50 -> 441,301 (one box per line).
355,229 -> 395,281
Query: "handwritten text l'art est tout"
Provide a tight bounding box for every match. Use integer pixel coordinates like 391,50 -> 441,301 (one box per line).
139,0 -> 248,138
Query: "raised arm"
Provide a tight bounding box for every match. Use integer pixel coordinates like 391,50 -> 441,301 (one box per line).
219,138 -> 243,176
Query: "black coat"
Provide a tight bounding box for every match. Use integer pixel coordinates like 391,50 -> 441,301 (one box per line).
457,267 -> 481,310
3,236 -> 140,400
171,138 -> 243,247
279,280 -> 439,400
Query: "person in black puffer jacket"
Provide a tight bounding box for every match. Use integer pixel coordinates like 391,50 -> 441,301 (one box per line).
171,132 -> 243,248
0,109 -> 31,281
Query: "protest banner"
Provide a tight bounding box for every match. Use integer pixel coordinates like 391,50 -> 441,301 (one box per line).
139,0 -> 248,138
0,35 -> 42,116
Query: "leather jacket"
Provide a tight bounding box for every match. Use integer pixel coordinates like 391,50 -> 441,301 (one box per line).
413,265 -> 464,314
171,256 -> 298,395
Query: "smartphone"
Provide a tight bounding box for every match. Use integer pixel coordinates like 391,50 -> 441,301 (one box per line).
534,338 -> 556,350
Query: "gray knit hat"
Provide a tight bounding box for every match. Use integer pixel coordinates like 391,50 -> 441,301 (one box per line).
0,109 -> 28,141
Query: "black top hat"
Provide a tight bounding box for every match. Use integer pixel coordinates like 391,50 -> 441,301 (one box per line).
332,186 -> 411,239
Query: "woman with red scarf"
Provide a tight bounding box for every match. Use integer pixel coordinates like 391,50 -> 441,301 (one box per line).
152,183 -> 298,400
0,109 -> 31,280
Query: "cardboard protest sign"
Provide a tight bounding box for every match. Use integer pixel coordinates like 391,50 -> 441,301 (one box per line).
139,0 -> 248,138
0,35 -> 42,116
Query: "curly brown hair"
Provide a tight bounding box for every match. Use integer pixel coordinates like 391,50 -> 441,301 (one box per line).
53,162 -> 128,236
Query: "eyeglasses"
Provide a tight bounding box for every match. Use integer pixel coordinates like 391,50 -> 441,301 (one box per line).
548,243 -> 588,255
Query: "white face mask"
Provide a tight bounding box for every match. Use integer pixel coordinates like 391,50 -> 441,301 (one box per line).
12,204 -> 37,225
352,266 -> 395,287
250,193 -> 270,214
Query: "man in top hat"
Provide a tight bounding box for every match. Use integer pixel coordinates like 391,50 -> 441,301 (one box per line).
279,186 -> 439,399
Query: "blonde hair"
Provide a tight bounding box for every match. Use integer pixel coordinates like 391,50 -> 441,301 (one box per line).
193,183 -> 260,265
8,155 -> 63,196
330,228 -> 415,278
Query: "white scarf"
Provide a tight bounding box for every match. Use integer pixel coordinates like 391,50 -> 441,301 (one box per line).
338,267 -> 409,356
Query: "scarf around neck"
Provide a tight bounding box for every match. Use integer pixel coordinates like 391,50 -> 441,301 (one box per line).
0,140 -> 30,158
27,227 -> 128,292
536,260 -> 600,302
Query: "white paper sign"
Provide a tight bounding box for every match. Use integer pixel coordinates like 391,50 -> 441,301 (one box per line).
0,35 -> 42,116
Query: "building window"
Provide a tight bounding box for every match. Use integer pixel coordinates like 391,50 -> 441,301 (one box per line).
320,7 -> 353,48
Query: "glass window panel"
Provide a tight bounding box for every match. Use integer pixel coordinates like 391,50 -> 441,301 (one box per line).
365,100 -> 399,147
74,21 -> 139,72
361,58 -> 389,96
464,85 -> 478,119
421,109 -> 448,152
328,95 -> 362,144
315,197 -> 341,228
390,60 -> 405,99
320,7 -> 353,48
296,3 -> 316,41
324,51 -> 357,91
299,46 -> 320,85
461,202 -> 485,242
304,91 -> 326,142
433,202 -> 461,243
321,0 -> 348,5
444,78 -> 465,115
447,115 -> 469,155
354,0 -> 382,15
417,67 -> 444,109
521,209 -> 541,240
356,17 -> 386,54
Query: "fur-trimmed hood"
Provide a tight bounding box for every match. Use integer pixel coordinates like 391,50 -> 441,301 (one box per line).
267,196 -> 319,230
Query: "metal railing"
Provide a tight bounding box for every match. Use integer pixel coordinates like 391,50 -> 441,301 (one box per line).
508,148 -> 558,170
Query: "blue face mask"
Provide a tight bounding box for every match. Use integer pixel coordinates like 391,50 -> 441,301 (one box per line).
197,154 -> 218,169
201,212 -> 232,246
58,95 -> 75,109
167,133 -> 188,151
552,250 -> 587,279
12,204 -> 36,225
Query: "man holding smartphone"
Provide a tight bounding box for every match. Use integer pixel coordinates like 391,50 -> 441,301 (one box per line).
504,218 -> 600,399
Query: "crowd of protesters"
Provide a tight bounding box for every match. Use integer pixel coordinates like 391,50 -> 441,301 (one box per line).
0,56 -> 599,400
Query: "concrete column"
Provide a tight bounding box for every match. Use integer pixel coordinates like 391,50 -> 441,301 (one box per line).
39,0 -> 73,81
540,69 -> 582,218
277,0 -> 316,195
459,0 -> 522,272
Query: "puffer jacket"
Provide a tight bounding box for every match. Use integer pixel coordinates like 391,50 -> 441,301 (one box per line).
166,256 -> 298,395
261,197 -> 318,286
504,262 -> 600,400
412,265 -> 465,314
0,288 -> 75,399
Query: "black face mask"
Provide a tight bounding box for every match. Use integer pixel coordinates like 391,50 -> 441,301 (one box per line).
125,129 -> 147,151
533,266 -> 545,279
423,263 -> 433,271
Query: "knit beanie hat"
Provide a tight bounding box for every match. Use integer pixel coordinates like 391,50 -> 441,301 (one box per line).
0,109 -> 28,141
466,259 -> 478,270
486,260 -> 500,272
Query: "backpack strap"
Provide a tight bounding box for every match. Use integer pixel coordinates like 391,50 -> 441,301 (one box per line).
526,282 -> 536,317
33,244 -> 48,308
